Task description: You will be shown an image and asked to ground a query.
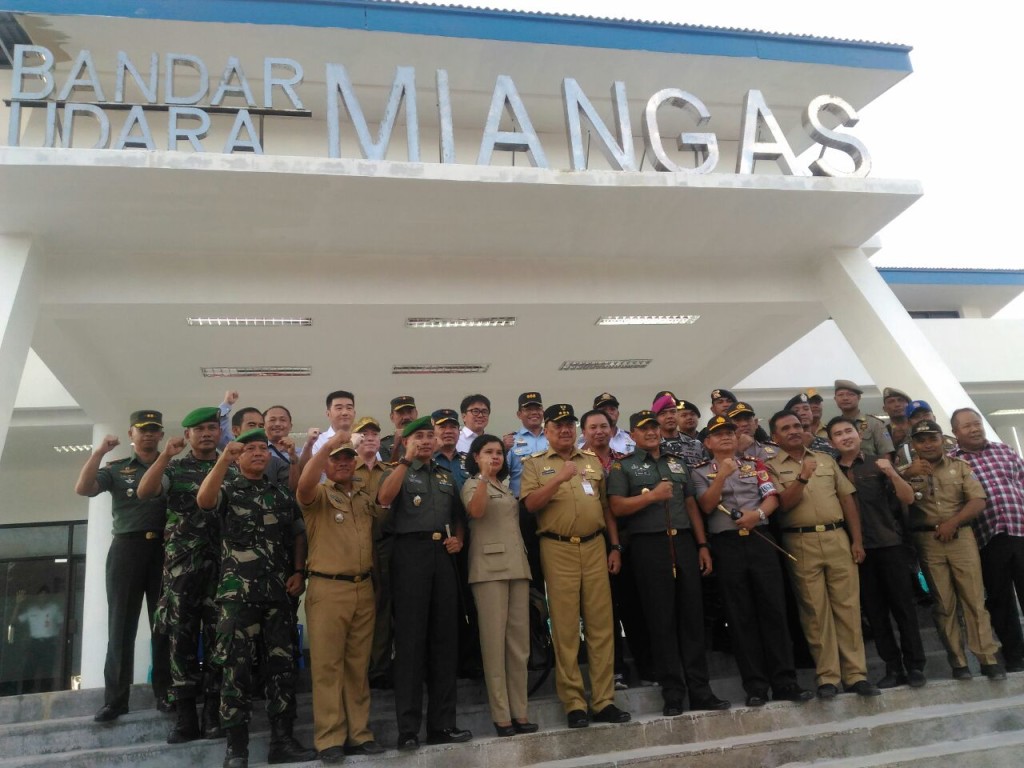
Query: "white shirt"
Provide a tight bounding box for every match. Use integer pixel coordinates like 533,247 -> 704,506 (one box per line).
456,425 -> 482,454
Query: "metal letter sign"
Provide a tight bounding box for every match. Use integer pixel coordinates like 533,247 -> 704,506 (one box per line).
478,75 -> 548,168
736,89 -> 808,176
642,88 -> 718,174
326,65 -> 419,161
562,79 -> 636,171
803,95 -> 871,178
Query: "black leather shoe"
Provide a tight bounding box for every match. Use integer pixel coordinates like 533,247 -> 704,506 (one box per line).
690,696 -> 730,711
592,704 -> 631,723
981,663 -> 1007,681
907,669 -> 927,688
494,722 -> 516,737
1006,659 -> 1024,673
94,704 -> 128,722
344,740 -> 386,755
662,702 -> 684,717
426,727 -> 472,745
876,671 -> 907,689
817,684 -> 839,699
774,685 -> 814,703
952,666 -> 973,680
396,733 -> 419,751
566,709 -> 590,728
847,680 -> 882,697
745,694 -> 767,707
513,721 -> 538,734
318,746 -> 346,764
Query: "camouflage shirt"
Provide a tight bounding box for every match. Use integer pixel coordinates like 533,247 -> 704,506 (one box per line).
212,475 -> 297,604
162,453 -> 229,570
660,434 -> 708,467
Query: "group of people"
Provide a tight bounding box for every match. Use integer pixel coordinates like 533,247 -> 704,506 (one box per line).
73,380 -> 1024,768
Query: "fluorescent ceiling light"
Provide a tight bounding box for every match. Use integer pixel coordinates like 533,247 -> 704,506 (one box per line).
990,409 -> 1024,416
406,317 -> 516,328
393,363 -> 491,374
201,366 -> 312,377
596,315 -> 700,326
53,444 -> 93,453
187,317 -> 312,327
560,359 -> 652,371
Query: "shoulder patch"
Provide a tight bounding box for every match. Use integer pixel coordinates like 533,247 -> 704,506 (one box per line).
691,459 -> 713,469
581,449 -> 596,456
529,450 -> 547,458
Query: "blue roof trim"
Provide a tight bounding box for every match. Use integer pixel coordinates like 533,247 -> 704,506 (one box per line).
879,268 -> 1024,287
5,1 -> 913,71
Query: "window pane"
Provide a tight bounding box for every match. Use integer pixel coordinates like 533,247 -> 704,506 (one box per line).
0,526 -> 70,559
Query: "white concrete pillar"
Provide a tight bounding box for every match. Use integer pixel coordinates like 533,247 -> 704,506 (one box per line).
80,421 -> 158,690
80,422 -> 114,690
819,248 -> 992,433
0,237 -> 40,462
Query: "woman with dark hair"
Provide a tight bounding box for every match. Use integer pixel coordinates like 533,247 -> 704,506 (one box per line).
461,434 -> 538,737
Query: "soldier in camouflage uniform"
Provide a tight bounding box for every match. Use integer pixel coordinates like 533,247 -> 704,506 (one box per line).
196,429 -> 315,768
137,407 -> 227,743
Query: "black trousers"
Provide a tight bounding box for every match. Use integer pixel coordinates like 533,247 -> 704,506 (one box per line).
629,530 -> 712,705
610,540 -> 653,680
104,536 -> 171,708
390,536 -> 459,735
859,544 -> 926,671
980,533 -> 1024,666
711,529 -> 798,696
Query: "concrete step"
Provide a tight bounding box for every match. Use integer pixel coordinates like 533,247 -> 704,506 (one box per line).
522,690 -> 1024,768
2,671 -> 1021,767
777,730 -> 1024,767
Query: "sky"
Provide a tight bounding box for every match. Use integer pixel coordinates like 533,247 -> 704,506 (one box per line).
424,1 -> 1024,315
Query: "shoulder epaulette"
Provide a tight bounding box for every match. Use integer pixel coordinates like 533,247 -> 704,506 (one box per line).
580,449 -> 596,456
528,450 -> 547,458
691,459 -> 713,469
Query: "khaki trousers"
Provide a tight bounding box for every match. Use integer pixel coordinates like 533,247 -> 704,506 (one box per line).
305,576 -> 375,751
915,527 -> 1000,667
540,535 -> 615,713
783,528 -> 867,687
471,578 -> 531,723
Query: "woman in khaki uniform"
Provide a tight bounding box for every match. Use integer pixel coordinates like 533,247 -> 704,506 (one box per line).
462,434 -> 538,737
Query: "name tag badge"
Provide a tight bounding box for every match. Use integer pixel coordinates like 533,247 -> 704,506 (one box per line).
581,478 -> 595,496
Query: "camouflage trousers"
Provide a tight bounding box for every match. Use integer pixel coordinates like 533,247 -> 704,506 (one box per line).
155,565 -> 219,702
214,601 -> 297,728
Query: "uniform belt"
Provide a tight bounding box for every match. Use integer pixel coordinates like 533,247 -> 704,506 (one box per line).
114,530 -> 162,540
395,530 -> 446,541
911,524 -> 969,533
713,526 -> 766,537
630,528 -> 687,537
781,521 -> 844,534
307,569 -> 372,583
539,530 -> 602,544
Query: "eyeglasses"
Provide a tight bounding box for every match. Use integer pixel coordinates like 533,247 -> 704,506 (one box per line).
466,408 -> 490,417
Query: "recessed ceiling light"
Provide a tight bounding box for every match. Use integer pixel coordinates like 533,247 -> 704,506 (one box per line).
406,317 -> 516,328
201,366 -> 312,377
187,317 -> 312,327
990,409 -> 1024,416
596,315 -> 700,326
53,444 -> 93,453
393,363 -> 491,374
559,359 -> 652,371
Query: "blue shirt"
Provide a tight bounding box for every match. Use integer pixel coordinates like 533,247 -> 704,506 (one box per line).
433,450 -> 470,494
507,428 -> 548,497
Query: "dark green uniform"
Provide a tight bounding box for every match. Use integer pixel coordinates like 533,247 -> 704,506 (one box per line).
209,474 -> 299,728
154,454 -> 229,704
607,449 -> 717,710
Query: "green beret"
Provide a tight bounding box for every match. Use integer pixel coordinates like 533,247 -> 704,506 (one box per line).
236,428 -> 269,444
181,406 -> 220,429
402,415 -> 434,438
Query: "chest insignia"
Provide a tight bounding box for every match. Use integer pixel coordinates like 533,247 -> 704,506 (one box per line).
334,512 -> 344,524
413,494 -> 422,507
542,466 -> 555,475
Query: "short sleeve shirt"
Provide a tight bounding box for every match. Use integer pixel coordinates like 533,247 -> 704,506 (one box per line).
904,455 -> 987,528
94,455 -> 166,534
382,460 -> 465,535
520,448 -> 607,538
837,452 -> 904,549
300,482 -> 377,576
691,456 -> 778,534
767,449 -> 855,528
607,448 -> 694,533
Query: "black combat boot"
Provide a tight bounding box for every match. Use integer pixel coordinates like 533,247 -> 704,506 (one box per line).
223,725 -> 249,768
267,716 -> 317,764
166,698 -> 201,744
203,695 -> 224,739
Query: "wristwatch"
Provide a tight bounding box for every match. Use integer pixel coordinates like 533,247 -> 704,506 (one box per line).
610,544 -> 624,553
398,458 -> 412,467
757,507 -> 766,522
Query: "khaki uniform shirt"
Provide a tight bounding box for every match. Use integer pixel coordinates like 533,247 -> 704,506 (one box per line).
520,448 -> 607,538
300,482 -> 377,577
461,478 -> 532,584
767,449 -> 855,528
902,455 -> 987,528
